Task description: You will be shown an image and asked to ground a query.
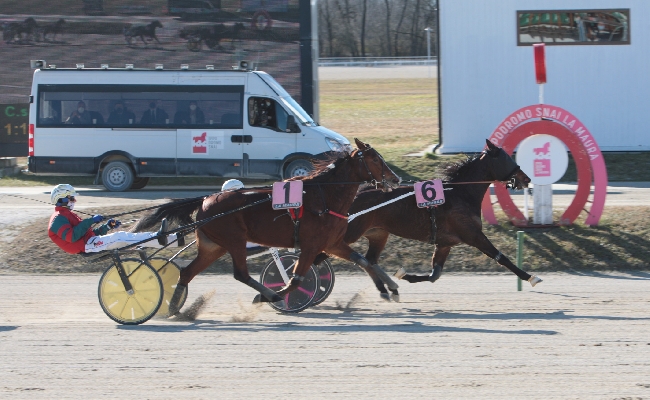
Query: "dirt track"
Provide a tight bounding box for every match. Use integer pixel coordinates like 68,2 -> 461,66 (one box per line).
1,272 -> 650,399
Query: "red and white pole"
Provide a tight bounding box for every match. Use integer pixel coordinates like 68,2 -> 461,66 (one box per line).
533,43 -> 546,104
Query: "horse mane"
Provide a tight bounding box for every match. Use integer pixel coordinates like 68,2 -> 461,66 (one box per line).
288,151 -> 354,183
438,153 -> 481,182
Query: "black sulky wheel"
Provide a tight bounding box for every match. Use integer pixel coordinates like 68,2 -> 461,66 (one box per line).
259,254 -> 319,313
148,257 -> 187,317
311,258 -> 335,306
97,258 -> 163,325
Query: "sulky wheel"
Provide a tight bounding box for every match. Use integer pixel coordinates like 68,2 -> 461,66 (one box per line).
148,257 -> 187,317
260,254 -> 319,313
97,258 -> 163,325
311,258 -> 335,306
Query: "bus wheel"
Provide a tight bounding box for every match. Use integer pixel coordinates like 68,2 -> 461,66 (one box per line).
130,177 -> 150,190
284,159 -> 313,179
101,161 -> 134,192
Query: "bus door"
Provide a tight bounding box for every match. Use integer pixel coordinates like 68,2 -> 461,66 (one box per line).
243,96 -> 296,178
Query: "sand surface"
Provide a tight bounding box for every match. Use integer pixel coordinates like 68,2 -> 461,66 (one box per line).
1,272 -> 649,399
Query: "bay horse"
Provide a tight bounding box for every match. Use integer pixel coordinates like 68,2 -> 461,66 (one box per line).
133,139 -> 401,315
313,140 -> 541,295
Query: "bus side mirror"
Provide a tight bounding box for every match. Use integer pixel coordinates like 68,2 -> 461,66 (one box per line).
286,115 -> 300,133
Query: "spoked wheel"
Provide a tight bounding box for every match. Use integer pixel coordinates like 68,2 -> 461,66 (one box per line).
187,36 -> 201,52
148,257 -> 187,317
311,259 -> 335,306
98,258 -> 163,325
260,254 -> 319,313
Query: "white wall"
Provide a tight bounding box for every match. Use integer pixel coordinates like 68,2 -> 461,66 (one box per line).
439,0 -> 648,153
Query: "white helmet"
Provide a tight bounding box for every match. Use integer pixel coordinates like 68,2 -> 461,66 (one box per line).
51,184 -> 77,205
221,179 -> 244,191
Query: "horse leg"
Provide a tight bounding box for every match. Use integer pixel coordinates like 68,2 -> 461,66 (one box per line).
328,242 -> 398,301
222,241 -> 284,304
140,34 -> 147,46
363,229 -> 400,301
471,232 -> 542,286
168,230 -> 227,315
396,246 -> 451,284
273,249 -> 319,297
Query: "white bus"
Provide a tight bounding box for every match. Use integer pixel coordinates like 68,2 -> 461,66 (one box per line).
28,61 -> 350,191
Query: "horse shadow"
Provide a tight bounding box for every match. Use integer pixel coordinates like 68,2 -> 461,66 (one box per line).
117,319 -> 559,335
0,326 -> 19,332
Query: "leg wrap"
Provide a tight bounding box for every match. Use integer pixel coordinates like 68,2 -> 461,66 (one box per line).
168,284 -> 187,316
428,264 -> 443,283
371,264 -> 399,290
246,277 -> 282,303
350,251 -> 370,268
289,275 -> 304,286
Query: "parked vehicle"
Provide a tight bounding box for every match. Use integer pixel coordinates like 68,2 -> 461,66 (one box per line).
28,61 -> 350,191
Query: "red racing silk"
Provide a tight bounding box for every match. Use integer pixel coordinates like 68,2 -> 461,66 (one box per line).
48,207 -> 107,254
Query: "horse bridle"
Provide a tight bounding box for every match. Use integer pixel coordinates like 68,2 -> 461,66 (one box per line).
356,147 -> 395,189
484,148 -> 522,189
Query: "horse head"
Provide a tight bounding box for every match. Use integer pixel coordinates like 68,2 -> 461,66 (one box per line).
484,139 -> 530,190
352,138 -> 401,192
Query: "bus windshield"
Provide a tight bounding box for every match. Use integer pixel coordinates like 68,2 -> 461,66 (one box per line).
279,96 -> 316,126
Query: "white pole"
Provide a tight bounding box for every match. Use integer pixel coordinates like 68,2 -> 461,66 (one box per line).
425,27 -> 431,78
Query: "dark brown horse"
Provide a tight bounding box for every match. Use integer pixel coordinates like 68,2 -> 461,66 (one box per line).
134,139 -> 401,314
313,140 -> 541,296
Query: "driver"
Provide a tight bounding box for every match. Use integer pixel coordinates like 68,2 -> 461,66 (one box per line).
48,184 -> 176,254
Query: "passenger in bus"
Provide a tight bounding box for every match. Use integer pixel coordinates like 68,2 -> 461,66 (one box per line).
174,100 -> 205,124
107,100 -> 136,125
258,98 -> 274,128
65,101 -> 104,125
140,100 -> 169,125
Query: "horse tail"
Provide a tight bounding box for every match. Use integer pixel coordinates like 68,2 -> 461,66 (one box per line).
132,197 -> 204,232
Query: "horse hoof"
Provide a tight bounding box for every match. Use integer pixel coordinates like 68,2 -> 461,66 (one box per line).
252,294 -> 263,304
528,275 -> 543,287
379,293 -> 390,302
390,293 -> 400,302
394,267 -> 406,279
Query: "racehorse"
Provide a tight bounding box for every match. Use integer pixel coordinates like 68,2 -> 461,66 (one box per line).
133,139 -> 401,314
313,140 -> 541,294
3,17 -> 38,44
123,20 -> 163,46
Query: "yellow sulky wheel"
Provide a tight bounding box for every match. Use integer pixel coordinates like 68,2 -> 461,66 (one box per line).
98,258 -> 163,325
148,257 -> 187,317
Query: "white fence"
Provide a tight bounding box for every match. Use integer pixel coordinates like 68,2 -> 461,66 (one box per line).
319,56 -> 438,67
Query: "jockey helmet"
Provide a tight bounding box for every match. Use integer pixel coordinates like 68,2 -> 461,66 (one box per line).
221,179 -> 244,191
51,184 -> 77,205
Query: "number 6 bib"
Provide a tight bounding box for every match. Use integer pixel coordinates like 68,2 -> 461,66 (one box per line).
272,181 -> 304,209
414,179 -> 445,208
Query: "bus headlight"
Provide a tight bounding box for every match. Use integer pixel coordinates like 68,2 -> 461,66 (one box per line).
325,137 -> 348,152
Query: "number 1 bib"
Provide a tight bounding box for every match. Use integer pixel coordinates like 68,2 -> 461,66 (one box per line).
272,181 -> 303,209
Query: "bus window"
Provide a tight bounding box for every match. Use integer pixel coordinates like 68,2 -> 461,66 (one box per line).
37,84 -> 244,129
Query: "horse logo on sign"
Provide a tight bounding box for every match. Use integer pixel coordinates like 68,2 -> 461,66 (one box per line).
192,131 -> 207,154
414,179 -> 445,208
272,181 -> 303,209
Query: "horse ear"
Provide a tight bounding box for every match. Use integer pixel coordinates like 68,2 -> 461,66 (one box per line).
485,139 -> 499,155
354,138 -> 369,150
